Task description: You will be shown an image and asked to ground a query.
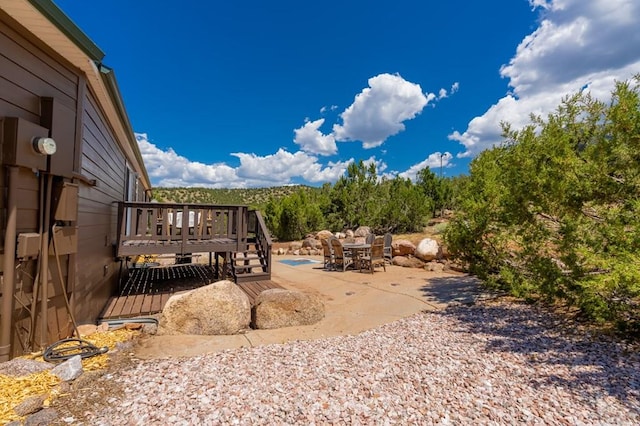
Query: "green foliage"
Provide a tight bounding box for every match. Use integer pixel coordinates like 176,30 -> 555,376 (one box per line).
415,166 -> 457,216
375,175 -> 431,233
445,76 -> 640,332
264,160 -> 441,240
152,185 -> 316,210
264,187 -> 327,241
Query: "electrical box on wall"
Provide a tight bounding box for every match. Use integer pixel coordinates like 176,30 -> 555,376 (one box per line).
49,226 -> 78,255
1,117 -> 50,170
53,182 -> 79,221
41,97 -> 76,177
17,233 -> 41,259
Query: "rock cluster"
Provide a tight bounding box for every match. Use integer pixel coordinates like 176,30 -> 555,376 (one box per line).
158,282 -> 325,335
272,229 -> 459,271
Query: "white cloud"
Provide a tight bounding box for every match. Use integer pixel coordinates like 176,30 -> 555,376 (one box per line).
451,0 -> 640,157
232,148 -> 321,184
398,152 -> 453,181
437,82 -> 460,100
136,133 -> 347,188
320,105 -> 338,114
293,118 -> 337,155
332,73 -> 434,148
136,133 -> 241,188
301,159 -> 354,183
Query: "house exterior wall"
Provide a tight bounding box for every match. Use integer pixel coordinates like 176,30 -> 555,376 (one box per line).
73,89 -> 128,323
0,8 -> 148,357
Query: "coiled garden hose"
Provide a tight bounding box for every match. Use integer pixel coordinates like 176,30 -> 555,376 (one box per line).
43,338 -> 109,363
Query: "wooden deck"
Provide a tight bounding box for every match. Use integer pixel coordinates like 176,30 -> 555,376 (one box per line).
119,237 -> 239,257
100,264 -> 283,320
115,202 -> 248,258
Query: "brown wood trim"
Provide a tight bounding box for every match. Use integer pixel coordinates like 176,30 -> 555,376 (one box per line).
74,73 -> 86,173
72,172 -> 96,186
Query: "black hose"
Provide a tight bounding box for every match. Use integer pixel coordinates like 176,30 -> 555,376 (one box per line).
43,338 -> 108,363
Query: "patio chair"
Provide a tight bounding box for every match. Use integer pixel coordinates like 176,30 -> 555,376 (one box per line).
365,232 -> 375,245
360,236 -> 386,273
320,238 -> 334,270
330,237 -> 353,271
383,232 -> 393,264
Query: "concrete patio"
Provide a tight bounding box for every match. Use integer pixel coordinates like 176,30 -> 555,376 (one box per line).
134,255 -> 489,359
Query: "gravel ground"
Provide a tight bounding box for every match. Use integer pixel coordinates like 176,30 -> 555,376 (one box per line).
54,301 -> 640,425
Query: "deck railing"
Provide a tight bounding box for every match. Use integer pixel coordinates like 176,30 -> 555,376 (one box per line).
115,202 -> 249,257
248,209 -> 273,276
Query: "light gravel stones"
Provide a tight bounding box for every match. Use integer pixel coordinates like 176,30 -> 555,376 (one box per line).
69,302 -> 640,425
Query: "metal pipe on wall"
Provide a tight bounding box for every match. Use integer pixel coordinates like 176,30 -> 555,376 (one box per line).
38,174 -> 53,349
0,167 -> 19,362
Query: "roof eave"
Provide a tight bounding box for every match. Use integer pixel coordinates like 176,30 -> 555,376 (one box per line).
27,0 -> 104,61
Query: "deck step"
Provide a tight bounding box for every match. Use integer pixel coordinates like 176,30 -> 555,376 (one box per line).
233,264 -> 266,272
233,254 -> 262,260
235,272 -> 271,284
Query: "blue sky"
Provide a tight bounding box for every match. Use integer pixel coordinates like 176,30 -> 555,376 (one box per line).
54,0 -> 640,188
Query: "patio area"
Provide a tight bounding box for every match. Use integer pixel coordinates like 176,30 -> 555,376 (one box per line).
134,254 -> 490,359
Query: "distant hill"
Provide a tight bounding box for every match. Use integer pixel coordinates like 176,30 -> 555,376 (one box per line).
151,185 -> 317,208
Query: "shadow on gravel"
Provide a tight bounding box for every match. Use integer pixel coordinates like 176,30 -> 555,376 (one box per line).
423,276 -> 640,407
420,275 -> 498,305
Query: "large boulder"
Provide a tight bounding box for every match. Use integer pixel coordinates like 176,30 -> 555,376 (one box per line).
302,237 -> 320,249
425,261 -> 446,272
392,239 -> 416,256
158,280 -> 250,335
392,256 -> 425,268
253,289 -> 325,329
354,226 -> 371,237
415,238 -> 441,261
316,230 -> 333,240
289,241 -> 303,251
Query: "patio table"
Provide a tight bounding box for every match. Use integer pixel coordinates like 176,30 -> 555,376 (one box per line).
342,243 -> 371,271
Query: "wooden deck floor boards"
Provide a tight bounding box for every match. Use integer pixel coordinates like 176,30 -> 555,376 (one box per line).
100,264 -> 281,320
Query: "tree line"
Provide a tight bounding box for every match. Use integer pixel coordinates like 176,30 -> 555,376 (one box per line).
264,162 -> 462,242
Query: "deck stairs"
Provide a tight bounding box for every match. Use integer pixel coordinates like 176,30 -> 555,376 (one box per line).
231,238 -> 271,283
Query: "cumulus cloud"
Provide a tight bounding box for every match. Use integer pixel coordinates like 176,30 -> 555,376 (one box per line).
451,0 -> 640,157
398,152 -> 453,181
137,133 -> 348,188
300,158 -> 354,183
332,73 -> 435,148
137,133 -> 241,188
232,149 -> 322,183
293,118 -> 337,155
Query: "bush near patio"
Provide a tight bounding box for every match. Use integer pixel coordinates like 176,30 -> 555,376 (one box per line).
444,76 -> 640,333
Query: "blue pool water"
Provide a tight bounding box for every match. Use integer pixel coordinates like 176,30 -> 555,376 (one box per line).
279,258 -> 321,266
